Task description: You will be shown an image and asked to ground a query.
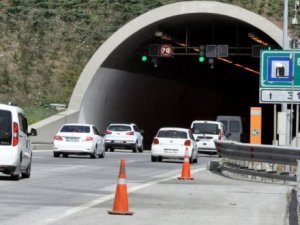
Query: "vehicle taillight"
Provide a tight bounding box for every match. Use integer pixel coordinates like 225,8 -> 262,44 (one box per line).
184,140 -> 191,146
153,137 -> 159,145
54,135 -> 63,141
105,130 -> 112,135
218,129 -> 221,140
13,122 -> 18,147
85,136 -> 93,141
126,131 -> 134,135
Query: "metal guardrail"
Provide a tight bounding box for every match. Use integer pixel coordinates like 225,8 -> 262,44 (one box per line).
215,140 -> 300,166
213,140 -> 300,182
297,161 -> 300,204
214,140 -> 300,218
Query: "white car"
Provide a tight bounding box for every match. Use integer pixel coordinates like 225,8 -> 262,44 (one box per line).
104,123 -> 144,152
0,103 -> 37,180
191,120 -> 227,154
151,127 -> 198,163
53,123 -> 105,158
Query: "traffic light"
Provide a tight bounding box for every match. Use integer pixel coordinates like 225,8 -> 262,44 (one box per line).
141,55 -> 148,62
199,45 -> 205,63
198,56 -> 205,63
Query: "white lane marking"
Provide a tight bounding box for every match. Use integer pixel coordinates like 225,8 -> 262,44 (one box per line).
41,167 -> 206,225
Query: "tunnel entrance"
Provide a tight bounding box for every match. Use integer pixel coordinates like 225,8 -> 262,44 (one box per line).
71,2 -> 283,148
96,14 -> 280,147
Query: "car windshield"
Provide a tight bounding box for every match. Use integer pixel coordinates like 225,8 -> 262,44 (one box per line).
60,125 -> 90,133
157,130 -> 187,139
108,125 -> 131,131
192,123 -> 218,134
0,110 -> 12,145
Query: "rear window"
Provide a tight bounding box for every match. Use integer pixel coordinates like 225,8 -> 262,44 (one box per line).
220,120 -> 227,132
192,123 -> 218,134
157,130 -> 187,139
60,125 -> 90,133
108,125 -> 131,132
229,121 -> 240,133
0,110 -> 12,145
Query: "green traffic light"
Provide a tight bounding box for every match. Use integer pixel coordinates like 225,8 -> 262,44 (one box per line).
198,56 -> 205,63
141,55 -> 148,62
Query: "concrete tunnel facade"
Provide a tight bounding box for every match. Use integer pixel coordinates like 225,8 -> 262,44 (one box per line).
31,1 -> 283,146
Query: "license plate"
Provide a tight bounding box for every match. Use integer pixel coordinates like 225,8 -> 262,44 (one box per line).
114,140 -> 123,143
164,149 -> 177,153
66,137 -> 79,142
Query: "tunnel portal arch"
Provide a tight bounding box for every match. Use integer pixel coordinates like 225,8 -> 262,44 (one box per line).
31,1 -> 284,145
70,1 -> 282,113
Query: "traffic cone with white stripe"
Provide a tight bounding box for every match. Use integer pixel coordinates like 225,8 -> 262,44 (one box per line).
108,159 -> 134,215
178,147 -> 194,180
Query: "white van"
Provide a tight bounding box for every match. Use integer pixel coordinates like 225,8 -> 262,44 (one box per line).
216,116 -> 243,142
190,120 -> 226,153
0,104 -> 37,180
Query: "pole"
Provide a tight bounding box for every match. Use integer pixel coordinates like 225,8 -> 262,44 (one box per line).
296,105 -> 299,146
290,0 -> 299,145
273,105 -> 277,145
282,0 -> 289,145
283,0 -> 289,49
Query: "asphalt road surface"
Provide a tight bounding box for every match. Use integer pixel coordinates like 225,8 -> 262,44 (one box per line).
0,150 -> 292,225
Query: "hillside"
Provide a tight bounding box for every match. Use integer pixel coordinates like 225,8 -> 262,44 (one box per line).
0,0 -> 290,123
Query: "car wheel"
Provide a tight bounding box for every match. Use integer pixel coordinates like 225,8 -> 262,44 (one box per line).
22,159 -> 31,178
53,152 -> 60,157
151,156 -> 157,162
193,156 -> 198,164
105,147 -> 109,152
138,143 -> 144,153
90,147 -> 97,159
11,160 -> 21,181
98,149 -> 105,158
110,148 -> 114,152
132,143 -> 138,153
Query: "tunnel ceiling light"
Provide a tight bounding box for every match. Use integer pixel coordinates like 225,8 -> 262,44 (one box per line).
234,63 -> 243,68
217,57 -> 259,75
155,31 -> 163,37
218,57 -> 233,64
248,32 -> 269,46
244,67 -> 259,75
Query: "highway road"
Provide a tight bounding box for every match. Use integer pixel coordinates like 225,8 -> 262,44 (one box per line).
0,150 -> 292,225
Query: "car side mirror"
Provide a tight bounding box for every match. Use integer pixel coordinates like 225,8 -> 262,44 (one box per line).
196,138 -> 200,142
29,128 -> 37,136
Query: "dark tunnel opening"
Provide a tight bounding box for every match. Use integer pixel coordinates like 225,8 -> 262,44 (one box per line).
100,13 -> 281,148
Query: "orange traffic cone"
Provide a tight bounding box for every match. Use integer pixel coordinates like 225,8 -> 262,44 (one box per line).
108,159 -> 134,215
178,147 -> 194,180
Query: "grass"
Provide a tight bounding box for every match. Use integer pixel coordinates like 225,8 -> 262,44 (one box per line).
22,105 -> 59,125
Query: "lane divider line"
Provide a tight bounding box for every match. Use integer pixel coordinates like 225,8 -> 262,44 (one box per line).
42,167 -> 206,225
